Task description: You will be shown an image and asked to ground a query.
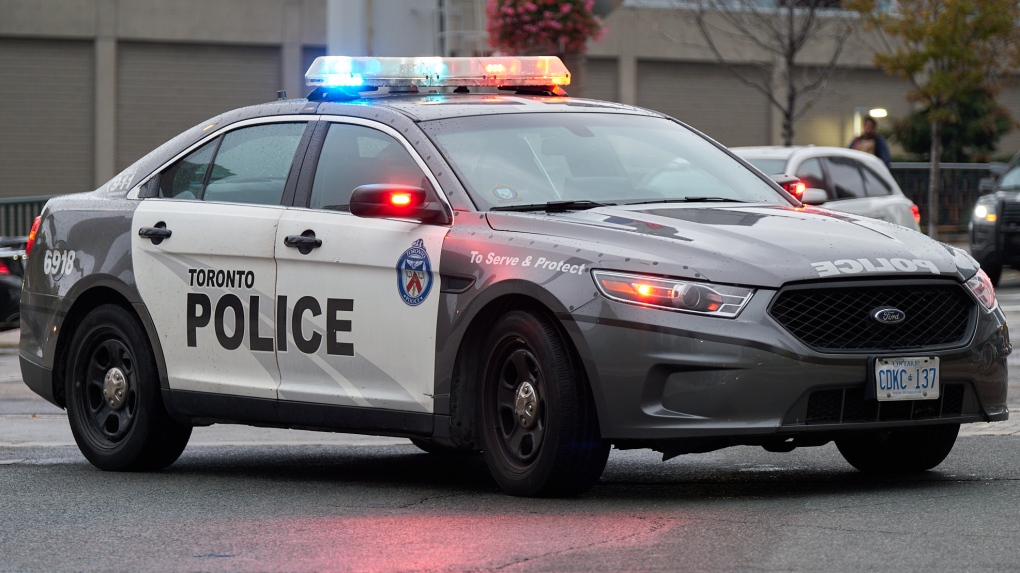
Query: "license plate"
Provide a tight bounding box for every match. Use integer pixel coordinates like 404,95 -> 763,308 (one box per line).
874,356 -> 940,401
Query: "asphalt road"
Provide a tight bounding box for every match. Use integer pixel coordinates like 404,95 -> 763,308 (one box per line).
2,277 -> 1020,573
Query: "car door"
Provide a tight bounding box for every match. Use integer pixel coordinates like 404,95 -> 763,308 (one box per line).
274,119 -> 450,412
132,119 -> 312,399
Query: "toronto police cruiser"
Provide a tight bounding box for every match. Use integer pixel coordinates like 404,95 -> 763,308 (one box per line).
19,55 -> 1008,496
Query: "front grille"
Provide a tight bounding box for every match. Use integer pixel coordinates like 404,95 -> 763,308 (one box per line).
769,283 -> 974,352
1001,201 -> 1020,224
804,383 -> 966,424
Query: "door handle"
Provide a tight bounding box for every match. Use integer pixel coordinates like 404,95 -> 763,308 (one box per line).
284,231 -> 322,255
139,223 -> 171,245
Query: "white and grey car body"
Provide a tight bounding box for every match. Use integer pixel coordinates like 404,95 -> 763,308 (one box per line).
732,146 -> 921,232
20,95 -> 1008,468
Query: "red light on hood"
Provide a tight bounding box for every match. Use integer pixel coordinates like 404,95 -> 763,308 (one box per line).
390,193 -> 412,207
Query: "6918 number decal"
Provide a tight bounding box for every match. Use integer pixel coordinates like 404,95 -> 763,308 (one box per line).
43,249 -> 76,277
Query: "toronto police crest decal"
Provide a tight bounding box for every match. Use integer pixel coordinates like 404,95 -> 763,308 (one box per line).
396,239 -> 433,306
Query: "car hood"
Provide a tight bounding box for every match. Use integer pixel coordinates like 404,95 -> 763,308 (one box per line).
486,204 -> 978,289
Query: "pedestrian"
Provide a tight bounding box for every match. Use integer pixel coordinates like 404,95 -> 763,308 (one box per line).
849,116 -> 891,167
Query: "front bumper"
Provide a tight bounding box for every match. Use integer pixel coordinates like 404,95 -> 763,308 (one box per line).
567,283 -> 1009,444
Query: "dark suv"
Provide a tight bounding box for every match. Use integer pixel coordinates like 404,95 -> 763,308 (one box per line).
970,151 -> 1020,285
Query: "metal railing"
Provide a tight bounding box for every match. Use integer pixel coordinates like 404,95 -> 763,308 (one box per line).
0,196 -> 51,237
889,163 -> 989,234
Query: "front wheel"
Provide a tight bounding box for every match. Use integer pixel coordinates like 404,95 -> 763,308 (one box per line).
66,304 -> 191,471
836,424 -> 960,473
479,310 -> 609,497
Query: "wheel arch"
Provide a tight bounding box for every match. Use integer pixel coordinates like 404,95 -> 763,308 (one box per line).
50,277 -> 169,409
444,281 -> 605,449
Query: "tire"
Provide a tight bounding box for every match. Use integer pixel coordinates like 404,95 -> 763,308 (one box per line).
984,261 -> 1002,287
976,253 -> 1002,286
479,310 -> 609,497
409,437 -> 476,456
836,424 -> 960,473
65,304 -> 192,471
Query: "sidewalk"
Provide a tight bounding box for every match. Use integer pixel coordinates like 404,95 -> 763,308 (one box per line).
0,328 -> 17,349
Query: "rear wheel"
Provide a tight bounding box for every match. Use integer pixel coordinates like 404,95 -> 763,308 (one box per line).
66,304 -> 191,471
479,310 -> 609,497
836,424 -> 959,473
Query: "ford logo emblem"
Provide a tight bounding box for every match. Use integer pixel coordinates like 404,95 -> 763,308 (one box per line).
872,307 -> 906,325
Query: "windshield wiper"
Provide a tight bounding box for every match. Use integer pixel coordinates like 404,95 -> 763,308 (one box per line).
625,197 -> 747,206
490,200 -> 615,213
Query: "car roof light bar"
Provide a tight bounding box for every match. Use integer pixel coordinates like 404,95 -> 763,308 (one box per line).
304,56 -> 571,90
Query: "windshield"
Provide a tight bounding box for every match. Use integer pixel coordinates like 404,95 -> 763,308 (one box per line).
1001,166 -> 1020,191
420,113 -> 788,210
742,158 -> 787,176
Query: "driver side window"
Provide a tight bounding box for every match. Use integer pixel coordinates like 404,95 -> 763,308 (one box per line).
1000,167 -> 1020,190
309,123 -> 427,210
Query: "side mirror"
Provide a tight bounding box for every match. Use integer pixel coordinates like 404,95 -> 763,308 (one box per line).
769,174 -> 806,201
349,184 -> 451,225
801,188 -> 828,206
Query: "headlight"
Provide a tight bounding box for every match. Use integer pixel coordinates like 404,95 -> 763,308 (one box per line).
973,203 -> 997,222
592,270 -> 754,318
966,268 -> 997,310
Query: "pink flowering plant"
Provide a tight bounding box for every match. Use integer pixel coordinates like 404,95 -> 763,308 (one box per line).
486,0 -> 605,55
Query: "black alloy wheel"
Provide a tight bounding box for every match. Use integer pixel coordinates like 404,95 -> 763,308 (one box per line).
66,304 -> 191,471
479,310 -> 609,497
74,335 -> 138,445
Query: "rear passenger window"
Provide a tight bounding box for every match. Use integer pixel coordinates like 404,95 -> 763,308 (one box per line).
158,122 -> 306,205
203,123 -> 306,205
861,164 -> 892,197
309,123 -> 427,210
158,141 -> 217,200
823,157 -> 866,200
794,159 -> 829,195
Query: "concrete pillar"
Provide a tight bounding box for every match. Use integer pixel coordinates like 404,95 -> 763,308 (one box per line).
94,0 -> 117,186
282,0 -> 304,99
328,0 -> 369,56
618,55 -> 637,105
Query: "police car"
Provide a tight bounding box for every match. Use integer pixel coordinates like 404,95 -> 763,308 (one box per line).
20,56 -> 1009,497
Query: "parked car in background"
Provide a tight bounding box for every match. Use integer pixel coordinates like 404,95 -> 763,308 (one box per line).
0,236 -> 28,330
732,146 -> 921,232
970,151 -> 1020,285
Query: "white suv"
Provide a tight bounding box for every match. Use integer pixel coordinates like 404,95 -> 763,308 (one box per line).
731,146 -> 921,232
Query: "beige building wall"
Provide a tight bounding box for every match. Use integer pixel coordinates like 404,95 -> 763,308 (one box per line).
636,60 -> 770,147
116,43 -> 283,170
0,38 -> 95,198
0,0 -> 327,198
590,6 -> 1020,158
791,67 -> 914,149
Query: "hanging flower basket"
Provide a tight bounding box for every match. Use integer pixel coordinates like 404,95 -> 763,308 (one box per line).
486,0 -> 606,56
